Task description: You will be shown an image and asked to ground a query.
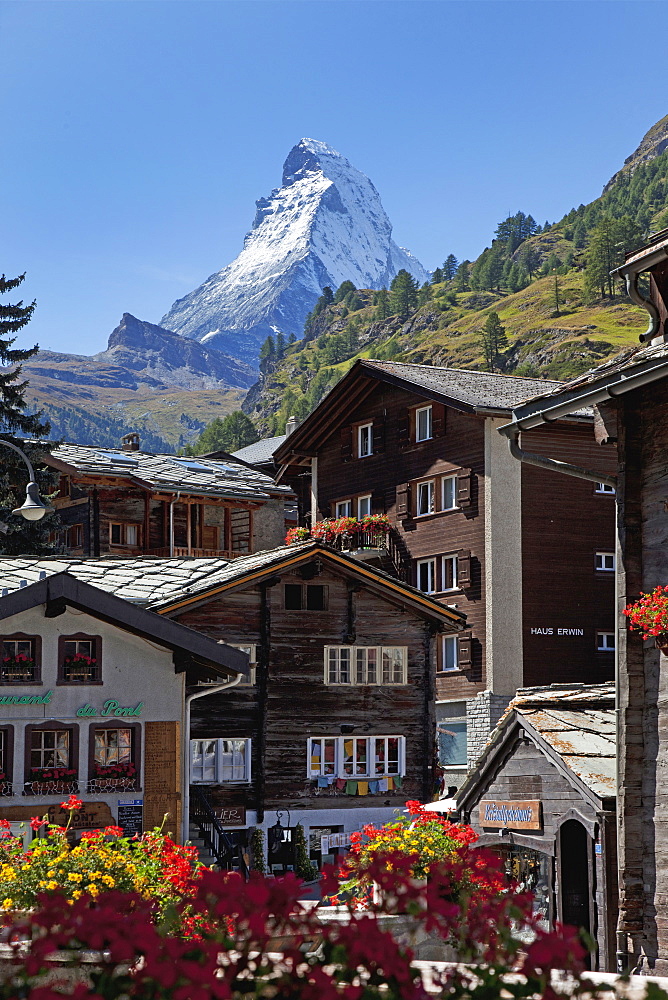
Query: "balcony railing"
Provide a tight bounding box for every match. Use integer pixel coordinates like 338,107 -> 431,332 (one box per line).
86,776 -> 138,794
24,779 -> 79,796
145,547 -> 246,559
326,528 -> 411,583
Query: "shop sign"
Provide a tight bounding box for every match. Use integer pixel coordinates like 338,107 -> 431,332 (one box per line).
76,700 -> 144,718
529,627 -> 584,636
118,800 -> 143,837
321,832 -> 353,853
479,799 -> 542,831
48,801 -> 115,831
0,690 -> 53,707
217,807 -> 246,827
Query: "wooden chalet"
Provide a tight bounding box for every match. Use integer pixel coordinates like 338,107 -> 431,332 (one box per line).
43,434 -> 294,559
148,540 -> 466,873
505,233 -> 668,974
457,683 -> 617,971
274,361 -> 617,785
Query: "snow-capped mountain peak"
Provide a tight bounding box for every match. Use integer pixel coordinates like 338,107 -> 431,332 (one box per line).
161,138 -> 430,366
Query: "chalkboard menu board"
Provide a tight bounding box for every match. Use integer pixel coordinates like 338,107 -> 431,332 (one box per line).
118,799 -> 143,838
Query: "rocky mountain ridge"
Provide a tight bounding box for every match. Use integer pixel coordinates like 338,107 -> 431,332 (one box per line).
160,138 -> 429,365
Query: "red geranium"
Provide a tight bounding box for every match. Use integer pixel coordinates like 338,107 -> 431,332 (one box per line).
624,585 -> 668,639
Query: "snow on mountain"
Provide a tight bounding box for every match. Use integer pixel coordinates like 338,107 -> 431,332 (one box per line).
160,138 -> 430,367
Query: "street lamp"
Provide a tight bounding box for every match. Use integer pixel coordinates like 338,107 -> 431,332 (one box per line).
0,440 -> 52,521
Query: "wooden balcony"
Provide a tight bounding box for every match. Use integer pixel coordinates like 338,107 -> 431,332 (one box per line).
145,547 -> 247,559
326,529 -> 411,582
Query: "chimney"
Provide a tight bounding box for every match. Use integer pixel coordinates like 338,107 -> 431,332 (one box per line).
121,432 -> 140,452
285,415 -> 300,437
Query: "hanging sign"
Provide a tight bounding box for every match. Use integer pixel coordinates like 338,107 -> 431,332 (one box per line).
479,799 -> 542,831
76,700 -> 144,718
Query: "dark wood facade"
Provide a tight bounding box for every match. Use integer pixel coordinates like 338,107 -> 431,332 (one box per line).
159,544 -> 463,836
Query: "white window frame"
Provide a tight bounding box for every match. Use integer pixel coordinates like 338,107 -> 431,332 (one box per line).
417,558 -> 436,594
441,555 -> 458,592
358,423 -> 373,458
441,475 -> 457,511
595,552 -> 615,572
596,632 -> 615,651
190,738 -> 252,783
307,735 -> 406,779
595,483 -> 615,494
416,480 -> 435,516
357,494 -> 372,519
325,646 -> 407,685
439,635 -> 459,672
415,405 -> 433,442
229,644 -> 257,685
335,500 -> 352,518
435,701 -> 468,769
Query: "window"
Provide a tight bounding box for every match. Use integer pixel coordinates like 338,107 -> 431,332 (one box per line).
31,729 -> 70,771
0,729 -> 10,783
190,738 -> 251,783
442,555 -> 458,592
59,635 -> 101,683
68,524 -> 83,548
94,728 -> 132,767
284,584 -> 327,611
230,644 -> 257,685
325,646 -> 407,685
439,635 -> 459,672
110,522 -> 141,547
417,558 -> 436,594
597,632 -> 615,651
357,495 -> 372,518
596,483 -> 615,494
416,480 -> 435,516
416,405 -> 433,442
442,475 -> 457,511
307,736 -> 405,779
436,702 -> 467,768
595,552 -> 615,571
1,635 -> 39,682
358,423 -> 373,458
335,500 -> 352,518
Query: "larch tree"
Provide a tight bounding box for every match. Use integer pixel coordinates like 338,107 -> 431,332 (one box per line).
479,311 -> 508,372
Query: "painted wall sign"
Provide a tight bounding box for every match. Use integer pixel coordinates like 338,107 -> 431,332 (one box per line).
0,690 -> 53,707
48,801 -> 115,831
118,800 -> 143,838
76,700 -> 144,718
479,799 -> 542,831
216,807 -> 246,827
529,628 -> 584,636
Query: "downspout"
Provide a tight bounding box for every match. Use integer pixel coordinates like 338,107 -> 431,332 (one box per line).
622,270 -> 660,344
169,491 -> 181,557
182,672 -> 242,844
499,426 -> 617,488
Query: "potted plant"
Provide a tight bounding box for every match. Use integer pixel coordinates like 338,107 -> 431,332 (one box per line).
284,526 -> 310,545
26,767 -> 78,795
92,761 -> 137,789
63,652 -> 97,682
624,585 -> 668,651
1,652 -> 35,682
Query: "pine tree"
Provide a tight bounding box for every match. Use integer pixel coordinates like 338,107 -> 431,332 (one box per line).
455,260 -> 471,292
288,332 -> 297,346
0,273 -> 59,555
334,280 -> 356,304
259,335 -> 276,372
479,311 -> 508,372
275,331 -> 286,358
443,254 -> 459,281
374,288 -> 390,321
431,267 -> 444,285
185,411 -> 258,455
321,286 -> 334,306
389,269 -> 418,318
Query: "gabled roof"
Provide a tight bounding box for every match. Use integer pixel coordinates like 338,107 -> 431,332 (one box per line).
0,572 -> 248,678
232,435 -> 287,465
457,683 -> 616,809
502,340 -> 668,432
45,443 -> 293,502
274,359 -> 570,462
149,540 -> 467,629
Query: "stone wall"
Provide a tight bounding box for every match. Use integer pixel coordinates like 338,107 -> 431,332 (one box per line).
467,690 -> 510,767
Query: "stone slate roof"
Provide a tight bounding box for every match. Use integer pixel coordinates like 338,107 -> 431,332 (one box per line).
47,443 -> 292,502
232,435 -> 287,465
510,683 -> 616,799
363,360 -> 566,412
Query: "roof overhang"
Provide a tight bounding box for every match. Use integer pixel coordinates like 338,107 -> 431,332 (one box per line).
152,541 -> 466,629
0,573 -> 248,679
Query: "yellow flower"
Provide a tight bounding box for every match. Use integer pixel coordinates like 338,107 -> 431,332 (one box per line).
47,870 -> 56,878
1,869 -> 16,881
101,875 -> 115,887
72,890 -> 82,900
86,884 -> 99,897
47,881 -> 58,890
67,873 -> 83,883
1,899 -> 12,910
89,871 -> 102,879
21,864 -> 29,871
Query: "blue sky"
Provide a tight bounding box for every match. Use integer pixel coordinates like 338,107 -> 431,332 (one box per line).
3,0 -> 668,356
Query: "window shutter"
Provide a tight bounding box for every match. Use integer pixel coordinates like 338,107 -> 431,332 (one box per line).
396,483 -> 411,520
202,525 -> 219,550
458,634 -> 473,670
397,411 -> 410,450
340,425 -> 353,460
457,469 -> 473,508
372,417 -> 385,454
457,549 -> 472,588
371,489 -> 385,513
432,403 -> 446,437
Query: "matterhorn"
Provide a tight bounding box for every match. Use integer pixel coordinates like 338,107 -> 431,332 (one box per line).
161,138 -> 430,367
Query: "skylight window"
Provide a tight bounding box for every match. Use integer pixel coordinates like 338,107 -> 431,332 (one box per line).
173,458 -> 213,473
97,451 -> 137,465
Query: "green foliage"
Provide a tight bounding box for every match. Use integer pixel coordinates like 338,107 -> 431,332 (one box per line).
250,827 -> 266,874
185,410 -> 258,456
389,269 -> 418,318
583,214 -> 643,300
334,280 -> 356,303
431,267 -> 443,284
443,254 -> 459,281
478,311 -> 508,372
374,287 -> 390,320
293,823 -> 318,882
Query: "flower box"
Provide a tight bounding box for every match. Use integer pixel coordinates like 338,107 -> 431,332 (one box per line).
63,654 -> 98,682
1,654 -> 36,682
625,586 -> 668,643
26,768 -> 78,796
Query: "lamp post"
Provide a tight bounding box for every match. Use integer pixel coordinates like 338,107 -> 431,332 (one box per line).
0,440 -> 52,521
